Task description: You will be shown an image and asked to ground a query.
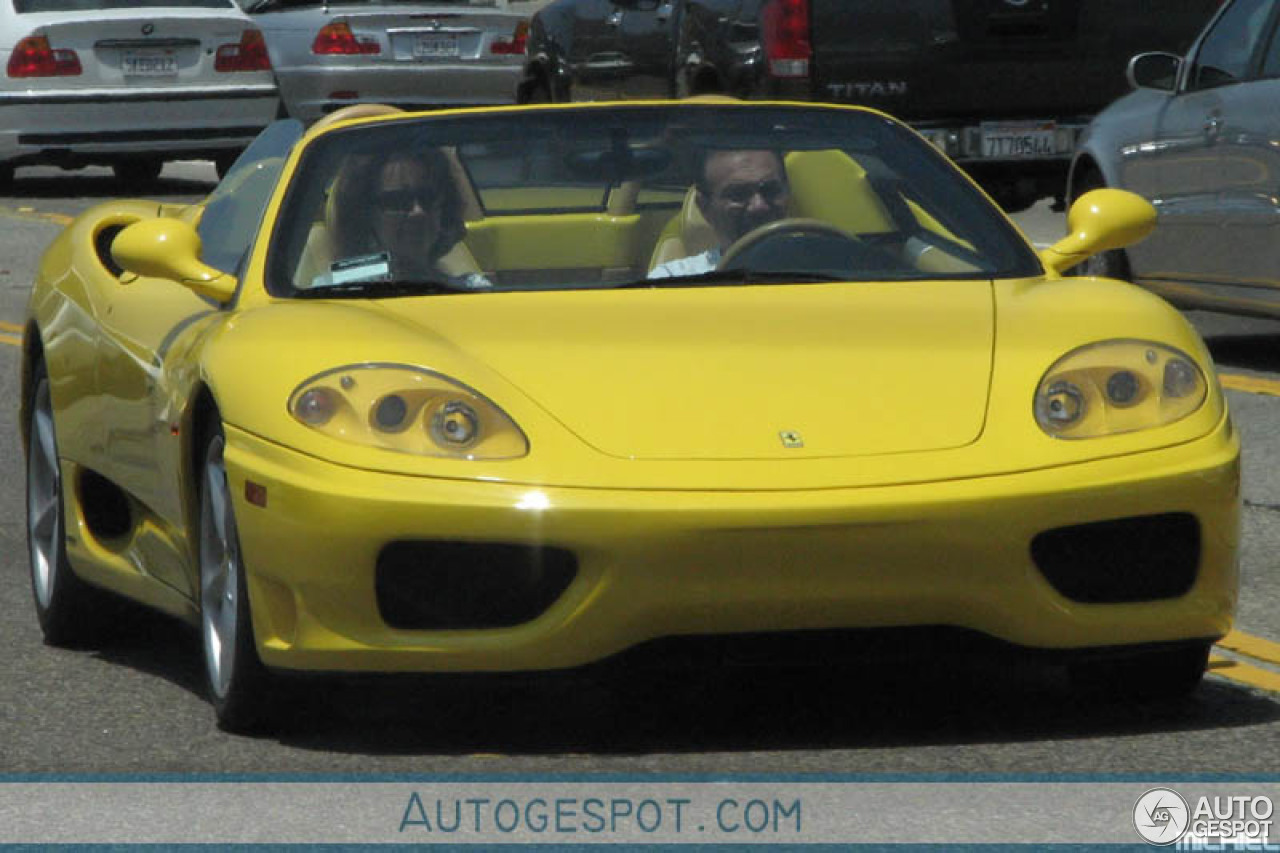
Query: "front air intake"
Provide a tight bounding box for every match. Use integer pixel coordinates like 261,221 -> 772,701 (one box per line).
375,541 -> 577,629
1031,513 -> 1200,604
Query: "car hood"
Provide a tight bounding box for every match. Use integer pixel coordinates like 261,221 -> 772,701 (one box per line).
367,280 -> 995,461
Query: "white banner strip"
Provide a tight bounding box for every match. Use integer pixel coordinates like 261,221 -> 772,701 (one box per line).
0,781 -> 1276,845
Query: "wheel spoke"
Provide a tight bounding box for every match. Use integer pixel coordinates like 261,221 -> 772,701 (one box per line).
30,491 -> 58,541
202,562 -> 226,605
34,406 -> 57,465
206,462 -> 230,545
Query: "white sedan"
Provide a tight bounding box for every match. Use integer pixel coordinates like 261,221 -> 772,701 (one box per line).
241,0 -> 539,123
0,0 -> 280,184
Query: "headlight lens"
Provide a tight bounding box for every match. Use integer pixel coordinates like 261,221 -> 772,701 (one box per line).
1034,341 -> 1207,439
288,364 -> 528,459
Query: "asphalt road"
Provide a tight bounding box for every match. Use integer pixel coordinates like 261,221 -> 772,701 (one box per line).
0,165 -> 1277,774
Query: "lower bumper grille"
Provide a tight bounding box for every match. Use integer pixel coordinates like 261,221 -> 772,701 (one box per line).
376,541 -> 577,630
1031,512 -> 1200,603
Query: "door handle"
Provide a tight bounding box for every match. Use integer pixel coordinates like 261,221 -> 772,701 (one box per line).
1204,114 -> 1223,136
607,11 -> 623,26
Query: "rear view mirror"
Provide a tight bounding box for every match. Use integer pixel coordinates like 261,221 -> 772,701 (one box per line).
112,217 -> 238,304
1040,189 -> 1156,275
1127,52 -> 1181,92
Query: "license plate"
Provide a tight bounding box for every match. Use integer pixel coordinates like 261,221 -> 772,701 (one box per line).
413,34 -> 458,58
980,122 -> 1060,158
122,51 -> 177,76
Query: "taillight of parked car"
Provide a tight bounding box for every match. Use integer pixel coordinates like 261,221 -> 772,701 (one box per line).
313,22 -> 381,55
215,29 -> 272,72
490,20 -> 529,55
762,0 -> 810,78
7,35 -> 81,78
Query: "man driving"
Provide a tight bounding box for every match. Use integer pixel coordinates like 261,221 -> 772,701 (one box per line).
649,148 -> 791,279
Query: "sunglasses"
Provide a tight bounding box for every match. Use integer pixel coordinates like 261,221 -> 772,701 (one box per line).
714,179 -> 787,208
375,187 -> 440,215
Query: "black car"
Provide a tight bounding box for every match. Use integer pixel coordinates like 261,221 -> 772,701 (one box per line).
521,0 -> 1218,211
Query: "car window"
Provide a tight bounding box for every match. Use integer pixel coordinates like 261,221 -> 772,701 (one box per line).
266,105 -> 1042,296
459,138 -> 610,214
1187,0 -> 1274,90
197,119 -> 304,275
1259,7 -> 1280,77
16,0 -> 231,9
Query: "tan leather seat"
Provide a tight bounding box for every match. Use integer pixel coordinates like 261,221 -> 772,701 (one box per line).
783,150 -> 894,235
646,185 -> 717,271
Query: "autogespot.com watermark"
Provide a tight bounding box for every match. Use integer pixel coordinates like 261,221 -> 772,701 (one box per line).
1135,788 -> 1277,850
398,792 -> 802,839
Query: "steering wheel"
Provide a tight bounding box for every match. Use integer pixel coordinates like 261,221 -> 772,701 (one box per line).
717,218 -> 864,271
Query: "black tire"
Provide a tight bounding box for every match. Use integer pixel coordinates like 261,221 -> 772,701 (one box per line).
1068,643 -> 1211,702
523,77 -> 553,104
112,158 -> 164,187
214,152 -> 240,180
1067,170 -> 1133,280
197,419 -> 279,732
26,359 -> 107,646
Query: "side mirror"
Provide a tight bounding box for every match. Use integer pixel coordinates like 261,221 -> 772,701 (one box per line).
1040,188 -> 1156,275
111,217 -> 237,304
1127,51 -> 1181,92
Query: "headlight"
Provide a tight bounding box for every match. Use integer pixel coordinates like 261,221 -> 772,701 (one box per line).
288,364 -> 528,459
1034,341 -> 1207,439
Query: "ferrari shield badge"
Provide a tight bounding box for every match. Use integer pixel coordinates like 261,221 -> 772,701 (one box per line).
779,430 -> 804,448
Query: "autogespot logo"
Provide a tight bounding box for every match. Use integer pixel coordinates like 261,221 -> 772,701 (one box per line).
1135,788 -> 1191,845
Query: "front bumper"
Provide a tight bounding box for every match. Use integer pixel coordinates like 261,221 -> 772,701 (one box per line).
0,86 -> 279,166
224,416 -> 1240,674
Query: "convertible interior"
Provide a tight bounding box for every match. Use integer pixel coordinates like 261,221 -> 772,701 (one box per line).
287,140 -> 986,293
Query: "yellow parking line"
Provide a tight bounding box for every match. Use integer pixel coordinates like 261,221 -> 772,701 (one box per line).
1210,630 -> 1280,694
1209,655 -> 1280,693
0,333 -> 20,348
1218,630 -> 1280,665
1219,373 -> 1280,397
0,205 -> 73,227
0,320 -> 22,333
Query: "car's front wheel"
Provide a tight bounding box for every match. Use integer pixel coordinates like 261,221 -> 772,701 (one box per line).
27,359 -> 107,645
1068,642 -> 1211,702
198,419 -> 278,731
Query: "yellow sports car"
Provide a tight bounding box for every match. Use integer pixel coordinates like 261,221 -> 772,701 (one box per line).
20,100 -> 1240,731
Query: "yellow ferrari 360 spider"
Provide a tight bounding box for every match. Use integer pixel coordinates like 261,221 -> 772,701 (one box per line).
20,100 -> 1240,731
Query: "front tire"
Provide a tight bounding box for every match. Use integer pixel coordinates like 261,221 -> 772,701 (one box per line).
27,360 -> 107,645
198,420 -> 277,731
213,152 -> 240,180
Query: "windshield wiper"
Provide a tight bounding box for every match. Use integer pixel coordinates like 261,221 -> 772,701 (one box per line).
295,279 -> 466,299
617,269 -> 846,289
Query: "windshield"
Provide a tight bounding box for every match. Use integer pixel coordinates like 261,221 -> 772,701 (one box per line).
267,105 -> 1042,298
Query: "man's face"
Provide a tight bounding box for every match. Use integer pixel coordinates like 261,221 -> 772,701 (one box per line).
697,150 -> 790,248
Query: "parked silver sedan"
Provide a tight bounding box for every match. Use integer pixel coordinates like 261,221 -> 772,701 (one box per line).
241,0 -> 539,123
1068,0 -> 1280,319
0,0 -> 280,184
